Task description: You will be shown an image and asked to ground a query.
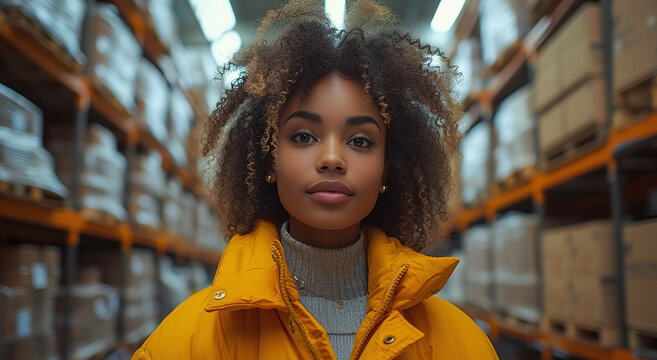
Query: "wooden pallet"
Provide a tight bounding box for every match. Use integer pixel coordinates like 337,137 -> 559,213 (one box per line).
542,317 -> 620,348
492,166 -> 535,194
483,40 -> 522,77
614,74 -> 657,130
81,207 -> 121,227
134,223 -> 158,237
0,7 -> 84,72
541,124 -> 607,171
499,312 -> 541,330
0,181 -> 65,207
629,328 -> 657,353
92,79 -> 132,117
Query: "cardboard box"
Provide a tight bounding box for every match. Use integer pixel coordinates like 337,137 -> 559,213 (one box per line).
624,219 -> 657,332
535,3 -> 603,112
542,227 -> 574,320
573,276 -> 619,326
0,245 -> 39,289
569,220 -> 615,278
538,101 -> 565,153
563,77 -> 607,137
613,0 -> 657,92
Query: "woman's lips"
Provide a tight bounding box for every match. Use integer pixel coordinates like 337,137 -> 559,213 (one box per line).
307,191 -> 352,204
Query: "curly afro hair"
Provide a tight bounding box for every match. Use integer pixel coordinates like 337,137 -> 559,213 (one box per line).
203,0 -> 462,251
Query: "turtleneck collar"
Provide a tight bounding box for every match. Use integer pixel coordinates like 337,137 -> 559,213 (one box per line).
279,221 -> 368,300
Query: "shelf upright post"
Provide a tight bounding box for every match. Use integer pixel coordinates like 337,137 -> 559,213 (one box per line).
63,1 -> 96,359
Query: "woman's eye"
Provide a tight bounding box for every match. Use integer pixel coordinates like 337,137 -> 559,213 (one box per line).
348,136 -> 373,148
292,132 -> 316,143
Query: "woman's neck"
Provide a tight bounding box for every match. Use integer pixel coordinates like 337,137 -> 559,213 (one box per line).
288,217 -> 361,248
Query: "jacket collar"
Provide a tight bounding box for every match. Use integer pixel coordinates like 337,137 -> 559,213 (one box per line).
204,220 -> 458,313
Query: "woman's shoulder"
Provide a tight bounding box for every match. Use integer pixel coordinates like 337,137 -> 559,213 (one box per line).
404,296 -> 499,359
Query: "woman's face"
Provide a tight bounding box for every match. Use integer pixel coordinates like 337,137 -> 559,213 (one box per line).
276,73 -> 387,231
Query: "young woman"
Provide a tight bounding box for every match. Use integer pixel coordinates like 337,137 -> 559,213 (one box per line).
133,0 -> 498,359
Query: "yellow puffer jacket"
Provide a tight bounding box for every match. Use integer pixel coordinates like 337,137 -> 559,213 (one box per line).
133,220 -> 499,359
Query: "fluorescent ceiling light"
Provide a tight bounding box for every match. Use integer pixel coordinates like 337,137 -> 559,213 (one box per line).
325,0 -> 345,29
190,0 -> 236,41
430,0 -> 466,33
211,30 -> 242,65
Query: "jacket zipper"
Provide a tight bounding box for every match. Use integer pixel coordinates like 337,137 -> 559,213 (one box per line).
271,243 -> 321,360
351,264 -> 410,360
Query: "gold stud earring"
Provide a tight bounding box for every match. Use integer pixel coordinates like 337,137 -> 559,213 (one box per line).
266,174 -> 276,184
379,184 -> 387,194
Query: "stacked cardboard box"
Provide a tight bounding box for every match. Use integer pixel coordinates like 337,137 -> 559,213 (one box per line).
136,59 -> 170,145
542,221 -> 618,330
460,122 -> 490,206
129,150 -> 165,229
0,0 -> 86,64
624,219 -> 657,334
58,266 -> 118,360
535,4 -> 606,156
123,249 -> 157,344
167,88 -> 194,168
493,85 -> 535,182
463,225 -> 493,310
88,3 -> 140,113
492,213 -> 539,323
195,201 -> 224,253
0,245 -> 61,360
49,123 -> 127,221
148,0 -> 178,51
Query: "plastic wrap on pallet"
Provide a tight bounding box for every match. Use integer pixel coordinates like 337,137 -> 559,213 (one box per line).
123,249 -> 157,344
0,83 -> 43,138
162,177 -> 183,235
136,59 -> 170,145
189,261 -> 211,293
463,225 -> 493,309
452,39 -> 483,103
493,85 -> 535,182
460,121 -> 490,206
49,123 -> 127,220
478,0 -> 530,66
195,201 -> 224,253
130,151 -> 165,229
172,43 -> 218,113
0,128 -> 68,197
57,268 -> 118,360
179,192 -> 197,241
0,0 -> 87,64
88,3 -> 140,113
148,0 -> 178,50
492,213 -> 539,322
168,88 -> 194,167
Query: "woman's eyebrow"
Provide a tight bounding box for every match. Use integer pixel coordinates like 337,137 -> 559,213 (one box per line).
285,111 -> 381,131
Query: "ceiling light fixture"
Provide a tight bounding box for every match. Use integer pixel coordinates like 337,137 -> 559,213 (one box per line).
430,0 -> 466,33
325,0 -> 345,29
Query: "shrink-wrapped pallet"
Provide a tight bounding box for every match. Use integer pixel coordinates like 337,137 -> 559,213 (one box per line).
123,249 -> 157,344
493,85 -> 535,182
167,88 -> 194,167
136,59 -> 170,144
463,225 -> 493,309
88,4 -> 140,113
0,84 -> 67,197
492,213 -> 540,322
162,177 -> 183,235
172,43 -> 219,114
129,151 -> 165,229
479,0 -> 531,66
452,39 -> 483,103
148,0 -> 178,50
158,256 -> 191,316
460,122 -> 490,206
0,0 -> 86,63
195,201 -> 224,253
49,123 -> 127,221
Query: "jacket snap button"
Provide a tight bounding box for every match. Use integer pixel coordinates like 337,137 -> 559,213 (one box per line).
289,318 -> 296,333
214,290 -> 227,300
383,336 -> 395,344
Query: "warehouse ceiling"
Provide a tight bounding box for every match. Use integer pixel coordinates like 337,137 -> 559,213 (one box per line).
230,0 -> 442,45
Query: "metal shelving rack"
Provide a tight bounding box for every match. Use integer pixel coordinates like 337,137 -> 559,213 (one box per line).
0,0 -> 220,358
448,0 -> 657,359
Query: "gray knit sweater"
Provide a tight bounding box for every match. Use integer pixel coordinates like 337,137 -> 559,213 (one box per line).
280,222 -> 368,360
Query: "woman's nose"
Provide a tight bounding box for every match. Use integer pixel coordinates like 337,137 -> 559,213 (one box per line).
316,136 -> 346,173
